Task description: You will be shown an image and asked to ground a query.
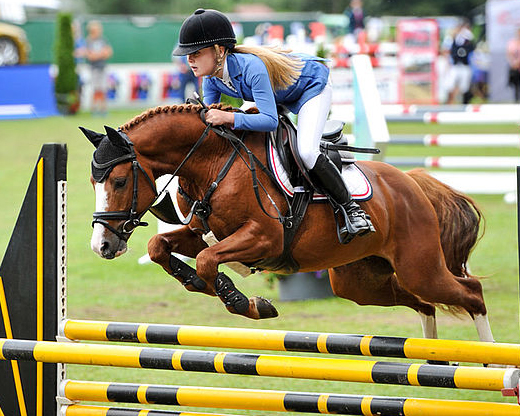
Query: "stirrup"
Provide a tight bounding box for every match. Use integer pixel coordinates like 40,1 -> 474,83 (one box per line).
333,204 -> 374,244
333,205 -> 355,244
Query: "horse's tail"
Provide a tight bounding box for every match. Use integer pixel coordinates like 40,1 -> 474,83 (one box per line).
406,168 -> 484,278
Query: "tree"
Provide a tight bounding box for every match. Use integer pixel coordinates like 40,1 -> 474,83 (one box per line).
54,12 -> 80,114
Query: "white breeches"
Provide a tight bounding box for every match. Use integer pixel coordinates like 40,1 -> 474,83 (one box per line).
296,78 -> 333,170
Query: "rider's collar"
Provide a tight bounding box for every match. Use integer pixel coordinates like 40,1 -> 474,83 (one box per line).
221,58 -> 236,91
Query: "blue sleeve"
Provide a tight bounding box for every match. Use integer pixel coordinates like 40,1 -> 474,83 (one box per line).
233,67 -> 278,132
202,77 -> 221,105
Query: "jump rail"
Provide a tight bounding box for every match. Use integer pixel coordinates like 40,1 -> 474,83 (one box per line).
1,338 -> 518,392
384,156 -> 520,169
62,405 -> 241,416
61,319 -> 520,367
386,134 -> 520,147
59,380 -> 520,416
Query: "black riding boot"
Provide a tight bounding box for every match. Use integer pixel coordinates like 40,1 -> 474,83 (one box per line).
310,154 -> 375,244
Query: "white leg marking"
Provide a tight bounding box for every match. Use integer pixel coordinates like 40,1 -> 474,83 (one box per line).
474,314 -> 495,342
418,311 -> 438,339
91,182 -> 108,255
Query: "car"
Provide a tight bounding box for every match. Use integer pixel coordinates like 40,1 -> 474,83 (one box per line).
0,22 -> 30,65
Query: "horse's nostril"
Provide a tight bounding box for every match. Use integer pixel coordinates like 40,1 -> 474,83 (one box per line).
100,241 -> 110,252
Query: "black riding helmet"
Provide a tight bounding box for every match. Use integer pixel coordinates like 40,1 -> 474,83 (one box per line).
172,9 -> 236,56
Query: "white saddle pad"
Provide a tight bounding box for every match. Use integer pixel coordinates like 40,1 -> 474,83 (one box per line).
267,141 -> 373,202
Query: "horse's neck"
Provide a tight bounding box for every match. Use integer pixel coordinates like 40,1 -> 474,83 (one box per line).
130,112 -> 268,196
129,116 -> 200,177
131,118 -> 227,187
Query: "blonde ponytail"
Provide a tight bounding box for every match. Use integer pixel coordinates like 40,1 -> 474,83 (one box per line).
231,45 -> 304,91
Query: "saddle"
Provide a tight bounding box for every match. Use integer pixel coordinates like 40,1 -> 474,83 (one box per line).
271,106 -> 353,187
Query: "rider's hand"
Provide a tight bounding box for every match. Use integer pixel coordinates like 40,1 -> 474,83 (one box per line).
206,109 -> 234,127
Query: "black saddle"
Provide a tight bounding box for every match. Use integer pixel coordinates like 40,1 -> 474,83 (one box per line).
271,106 -> 375,192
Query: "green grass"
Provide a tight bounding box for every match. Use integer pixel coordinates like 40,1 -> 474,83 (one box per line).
1,113 -> 519,414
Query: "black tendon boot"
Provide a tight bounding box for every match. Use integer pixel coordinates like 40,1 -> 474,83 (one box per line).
310,154 -> 375,244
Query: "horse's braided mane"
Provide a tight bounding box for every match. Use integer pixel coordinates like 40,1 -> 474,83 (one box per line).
119,103 -> 248,132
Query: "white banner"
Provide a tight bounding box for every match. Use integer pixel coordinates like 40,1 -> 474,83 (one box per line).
330,67 -> 400,104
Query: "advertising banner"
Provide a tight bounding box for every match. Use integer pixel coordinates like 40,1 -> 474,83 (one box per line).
0,64 -> 58,119
78,60 -> 198,111
396,18 -> 439,104
486,0 -> 520,102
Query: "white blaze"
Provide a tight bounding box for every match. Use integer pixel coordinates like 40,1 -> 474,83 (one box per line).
91,182 -> 108,255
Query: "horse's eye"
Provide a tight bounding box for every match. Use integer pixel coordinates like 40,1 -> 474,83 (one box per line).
114,177 -> 127,189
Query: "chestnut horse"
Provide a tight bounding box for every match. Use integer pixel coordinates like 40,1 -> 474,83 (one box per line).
82,103 -> 494,343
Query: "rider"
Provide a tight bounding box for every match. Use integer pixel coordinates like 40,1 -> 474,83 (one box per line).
172,8 -> 374,243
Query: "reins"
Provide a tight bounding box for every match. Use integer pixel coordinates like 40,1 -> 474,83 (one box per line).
202,110 -> 292,223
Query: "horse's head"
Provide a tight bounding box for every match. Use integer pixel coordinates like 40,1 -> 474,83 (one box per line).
80,125 -> 157,259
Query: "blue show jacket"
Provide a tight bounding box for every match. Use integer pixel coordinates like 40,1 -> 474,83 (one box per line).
202,52 -> 330,132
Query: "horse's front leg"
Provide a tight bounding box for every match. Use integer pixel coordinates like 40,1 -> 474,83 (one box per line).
147,225 -> 215,295
196,221 -> 281,320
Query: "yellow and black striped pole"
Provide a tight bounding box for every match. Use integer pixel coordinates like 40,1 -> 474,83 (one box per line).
62,319 -> 520,366
1,339 -> 518,391
63,404 -> 242,416
60,380 -> 520,416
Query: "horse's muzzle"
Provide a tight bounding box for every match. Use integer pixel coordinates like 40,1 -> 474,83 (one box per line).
91,223 -> 128,259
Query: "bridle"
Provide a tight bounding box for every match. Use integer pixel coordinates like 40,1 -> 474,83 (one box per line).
91,134 -> 158,241
92,104 -> 292,241
91,119 -> 223,241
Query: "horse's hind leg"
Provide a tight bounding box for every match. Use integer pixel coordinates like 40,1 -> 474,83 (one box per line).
418,312 -> 438,338
417,311 -> 454,365
331,258 -> 453,364
393,245 -> 488,326
473,306 -> 494,342
330,257 -> 437,320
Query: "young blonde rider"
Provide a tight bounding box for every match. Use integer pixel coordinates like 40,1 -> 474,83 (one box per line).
172,9 -> 374,243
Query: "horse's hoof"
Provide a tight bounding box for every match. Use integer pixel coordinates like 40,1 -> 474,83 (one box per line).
251,296 -> 278,319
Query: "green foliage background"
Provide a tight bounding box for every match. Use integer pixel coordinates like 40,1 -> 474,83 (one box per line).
82,0 -> 486,17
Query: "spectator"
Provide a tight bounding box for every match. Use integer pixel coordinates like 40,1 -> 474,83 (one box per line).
85,20 -> 113,116
507,28 -> 520,102
445,18 -> 475,104
72,19 -> 86,106
72,19 -> 86,64
344,0 -> 365,41
470,41 -> 490,101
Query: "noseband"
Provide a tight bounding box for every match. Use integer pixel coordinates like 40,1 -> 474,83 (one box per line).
92,135 -> 157,241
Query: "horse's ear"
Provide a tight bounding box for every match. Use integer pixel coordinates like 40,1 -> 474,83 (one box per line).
79,126 -> 105,148
104,125 -> 128,148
